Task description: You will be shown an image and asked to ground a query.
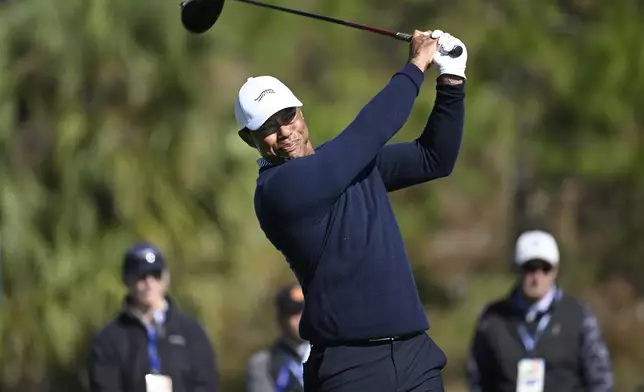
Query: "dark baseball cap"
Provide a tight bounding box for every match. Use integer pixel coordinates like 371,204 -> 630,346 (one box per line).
122,242 -> 166,277
275,284 -> 305,316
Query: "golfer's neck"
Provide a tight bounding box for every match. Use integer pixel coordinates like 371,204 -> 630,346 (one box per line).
266,143 -> 316,165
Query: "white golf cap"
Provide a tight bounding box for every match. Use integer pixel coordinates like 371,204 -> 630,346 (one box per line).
234,75 -> 303,131
514,230 -> 560,267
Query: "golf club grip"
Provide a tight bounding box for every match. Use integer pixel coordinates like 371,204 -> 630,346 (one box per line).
395,32 -> 463,58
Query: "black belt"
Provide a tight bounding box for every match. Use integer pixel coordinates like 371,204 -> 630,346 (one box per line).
311,331 -> 425,350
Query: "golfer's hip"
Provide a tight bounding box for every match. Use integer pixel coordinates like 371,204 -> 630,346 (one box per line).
303,332 -> 446,392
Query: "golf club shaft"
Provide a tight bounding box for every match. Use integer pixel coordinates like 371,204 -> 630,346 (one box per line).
235,0 -> 413,42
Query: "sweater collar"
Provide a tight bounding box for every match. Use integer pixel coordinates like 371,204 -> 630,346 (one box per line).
257,158 -> 274,169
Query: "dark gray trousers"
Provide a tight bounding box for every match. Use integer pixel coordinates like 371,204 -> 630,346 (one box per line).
303,332 -> 447,392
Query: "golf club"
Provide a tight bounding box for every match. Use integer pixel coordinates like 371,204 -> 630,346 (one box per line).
179,0 -> 464,58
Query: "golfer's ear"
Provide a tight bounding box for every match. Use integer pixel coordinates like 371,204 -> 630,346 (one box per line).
238,129 -> 256,148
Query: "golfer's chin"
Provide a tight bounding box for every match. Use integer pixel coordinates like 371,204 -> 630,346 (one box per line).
277,148 -> 304,161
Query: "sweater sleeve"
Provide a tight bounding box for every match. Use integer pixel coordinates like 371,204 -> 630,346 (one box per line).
258,64 -> 425,219
245,351 -> 275,392
88,332 -> 124,392
375,81 -> 465,192
189,322 -> 220,392
466,310 -> 493,392
579,305 -> 614,392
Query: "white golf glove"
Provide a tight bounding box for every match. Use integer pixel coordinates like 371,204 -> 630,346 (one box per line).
431,30 -> 467,79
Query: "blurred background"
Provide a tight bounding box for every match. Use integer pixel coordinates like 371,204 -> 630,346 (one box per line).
1,0 -> 644,390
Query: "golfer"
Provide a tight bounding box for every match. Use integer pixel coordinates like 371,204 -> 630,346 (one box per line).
235,29 -> 467,392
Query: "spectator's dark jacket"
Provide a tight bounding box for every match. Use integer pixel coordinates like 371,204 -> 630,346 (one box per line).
246,338 -> 306,392
467,287 -> 613,392
88,296 -> 218,392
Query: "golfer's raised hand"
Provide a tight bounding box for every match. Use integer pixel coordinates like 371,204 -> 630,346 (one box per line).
408,30 -> 438,72
432,30 -> 468,80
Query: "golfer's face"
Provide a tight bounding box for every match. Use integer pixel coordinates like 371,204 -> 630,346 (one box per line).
520,260 -> 557,300
253,107 -> 310,161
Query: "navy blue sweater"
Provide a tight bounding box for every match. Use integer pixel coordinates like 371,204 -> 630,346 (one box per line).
253,63 -> 465,344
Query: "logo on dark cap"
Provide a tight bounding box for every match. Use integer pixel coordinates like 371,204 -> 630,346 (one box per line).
254,89 -> 275,102
145,252 -> 156,263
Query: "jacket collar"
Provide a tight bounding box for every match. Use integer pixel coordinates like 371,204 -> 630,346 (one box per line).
121,295 -> 174,326
274,337 -> 309,362
510,285 -> 562,320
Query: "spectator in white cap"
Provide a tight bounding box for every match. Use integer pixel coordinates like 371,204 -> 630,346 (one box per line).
466,230 -> 614,392
514,230 -> 561,305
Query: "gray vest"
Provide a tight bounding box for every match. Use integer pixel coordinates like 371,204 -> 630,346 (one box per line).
476,293 -> 586,392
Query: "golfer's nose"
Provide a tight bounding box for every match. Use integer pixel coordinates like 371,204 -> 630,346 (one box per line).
277,125 -> 293,139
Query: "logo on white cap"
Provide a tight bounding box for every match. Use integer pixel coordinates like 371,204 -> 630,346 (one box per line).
254,89 -> 275,102
515,230 -> 560,266
235,75 -> 303,132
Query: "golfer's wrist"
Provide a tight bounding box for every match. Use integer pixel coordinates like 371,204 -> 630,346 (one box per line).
437,75 -> 464,85
409,59 -> 428,73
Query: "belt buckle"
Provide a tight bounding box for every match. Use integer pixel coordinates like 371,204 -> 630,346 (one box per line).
368,336 -> 396,343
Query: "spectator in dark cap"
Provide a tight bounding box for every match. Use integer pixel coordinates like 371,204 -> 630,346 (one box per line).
88,242 -> 219,392
246,283 -> 309,392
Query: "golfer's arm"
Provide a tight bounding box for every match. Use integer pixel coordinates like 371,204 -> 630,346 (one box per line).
376,80 -> 465,192
261,63 -> 424,216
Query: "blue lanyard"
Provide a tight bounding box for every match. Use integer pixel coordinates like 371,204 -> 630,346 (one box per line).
513,287 -> 561,355
517,313 -> 551,355
146,325 -> 161,373
275,356 -> 303,392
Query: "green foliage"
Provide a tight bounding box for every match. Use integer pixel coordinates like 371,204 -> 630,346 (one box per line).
1,0 -> 644,390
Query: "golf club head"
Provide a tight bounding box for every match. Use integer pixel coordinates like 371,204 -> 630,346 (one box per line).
180,0 -> 224,34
